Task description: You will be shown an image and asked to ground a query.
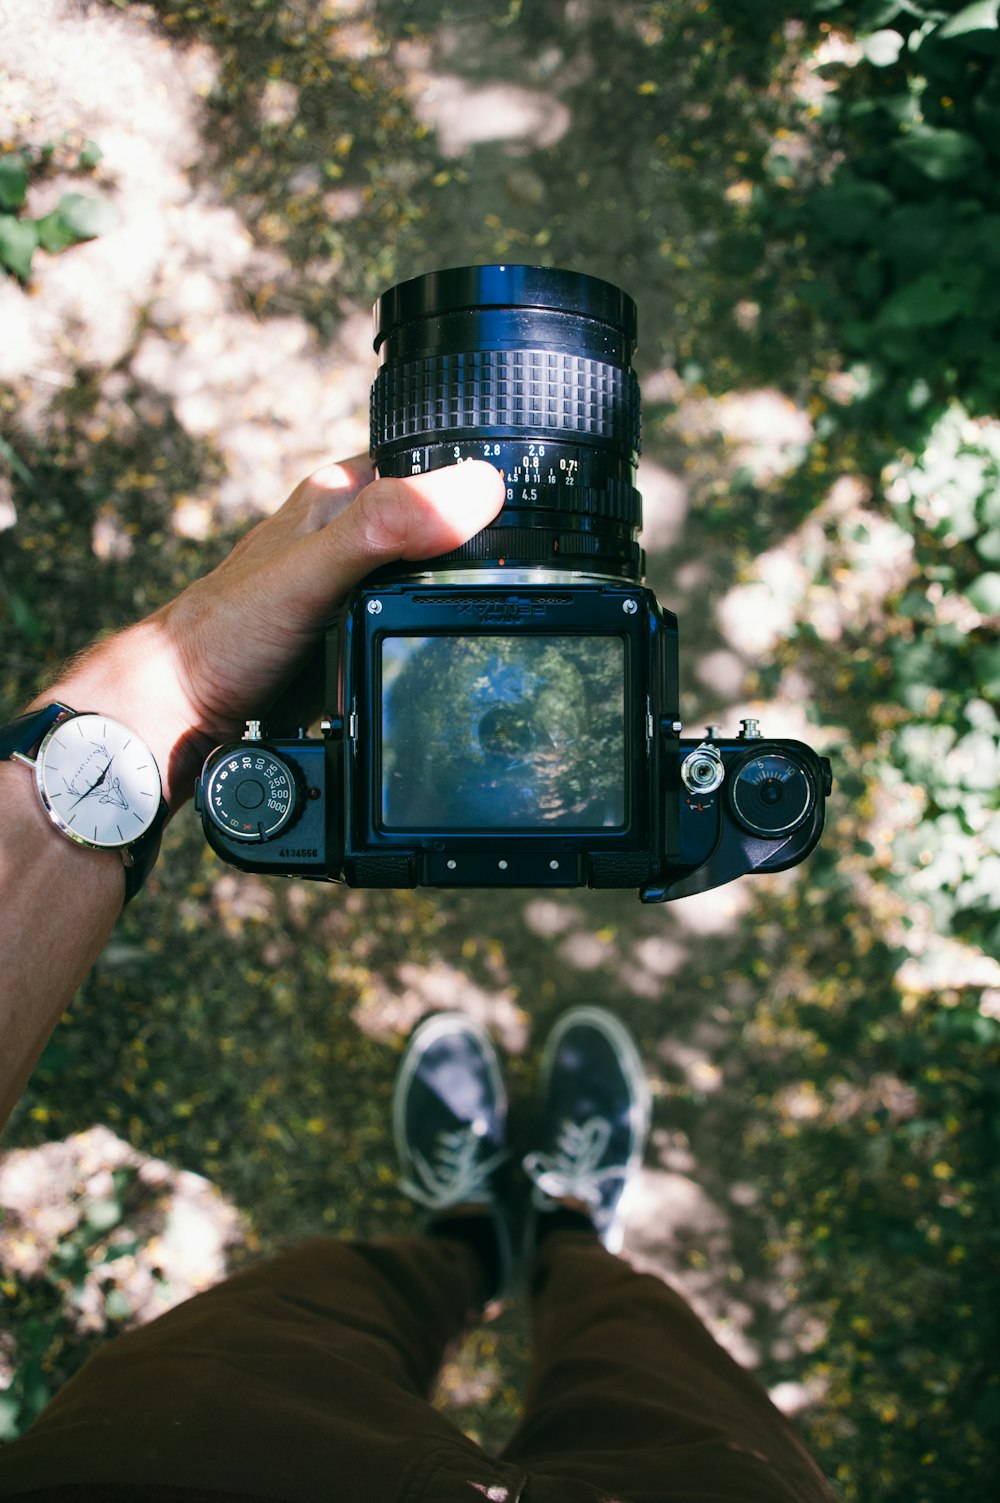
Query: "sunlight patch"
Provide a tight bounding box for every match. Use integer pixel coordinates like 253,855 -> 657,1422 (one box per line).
0,1126 -> 243,1342
353,959 -> 529,1053
409,72 -> 571,158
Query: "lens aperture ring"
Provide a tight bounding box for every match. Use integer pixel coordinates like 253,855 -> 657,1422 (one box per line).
372,350 -> 640,457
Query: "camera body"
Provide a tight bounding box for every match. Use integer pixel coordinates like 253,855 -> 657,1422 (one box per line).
196,265 -> 831,902
196,580 -> 831,907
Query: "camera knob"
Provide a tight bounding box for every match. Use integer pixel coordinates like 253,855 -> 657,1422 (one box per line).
739,717 -> 763,740
729,752 -> 814,837
203,747 -> 303,843
681,743 -> 725,795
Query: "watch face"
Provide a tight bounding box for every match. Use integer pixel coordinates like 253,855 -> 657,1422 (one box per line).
36,714 -> 162,850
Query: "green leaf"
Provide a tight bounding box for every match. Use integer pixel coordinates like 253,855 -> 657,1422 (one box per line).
0,435 -> 35,487
104,1238 -> 139,1263
971,643 -> 1000,695
0,213 -> 38,279
36,1037 -> 71,1076
83,1197 -> 123,1236
103,1288 -> 132,1320
34,209 -> 77,255
0,152 -> 27,211
78,139 -> 104,169
810,180 -> 894,244
53,192 -> 119,242
5,587 -> 46,641
893,126 -> 985,180
936,1 -> 999,39
859,0 -> 942,28
965,570 -> 1000,612
0,1390 -> 22,1443
878,270 -> 976,328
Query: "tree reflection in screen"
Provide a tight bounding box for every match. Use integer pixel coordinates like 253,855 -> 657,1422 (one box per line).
381,635 -> 626,830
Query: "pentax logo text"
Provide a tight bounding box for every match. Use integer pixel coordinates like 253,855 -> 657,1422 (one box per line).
455,596 -> 570,623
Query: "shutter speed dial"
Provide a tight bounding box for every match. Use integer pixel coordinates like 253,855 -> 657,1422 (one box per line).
204,748 -> 302,842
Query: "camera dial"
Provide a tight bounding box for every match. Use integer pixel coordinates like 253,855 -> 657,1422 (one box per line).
680,743 -> 725,795
203,747 -> 302,843
728,752 -> 814,838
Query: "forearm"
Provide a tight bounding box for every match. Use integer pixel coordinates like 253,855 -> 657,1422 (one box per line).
0,764 -> 125,1131
0,621 -> 201,1134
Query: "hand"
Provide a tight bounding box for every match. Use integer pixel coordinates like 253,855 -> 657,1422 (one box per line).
35,459 -> 505,808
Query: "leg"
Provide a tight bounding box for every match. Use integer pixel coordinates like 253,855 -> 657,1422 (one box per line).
0,1235 -> 526,1503
502,1232 -> 835,1503
502,1007 -> 835,1503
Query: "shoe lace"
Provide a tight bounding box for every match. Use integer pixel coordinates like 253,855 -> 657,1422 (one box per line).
523,1117 -> 621,1211
400,1122 -> 508,1211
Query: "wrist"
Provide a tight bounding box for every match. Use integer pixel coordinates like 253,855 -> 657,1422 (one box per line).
27,620 -> 209,813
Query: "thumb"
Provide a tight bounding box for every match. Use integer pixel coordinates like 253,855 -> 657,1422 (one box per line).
320,460 -> 505,591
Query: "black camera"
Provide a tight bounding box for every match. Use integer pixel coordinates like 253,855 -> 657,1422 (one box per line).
195,265 -> 831,903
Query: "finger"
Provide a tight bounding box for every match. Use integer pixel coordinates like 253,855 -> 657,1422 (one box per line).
288,460 -> 505,611
287,457 -> 375,535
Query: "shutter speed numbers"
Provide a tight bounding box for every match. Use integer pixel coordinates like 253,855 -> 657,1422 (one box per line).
206,750 -> 299,841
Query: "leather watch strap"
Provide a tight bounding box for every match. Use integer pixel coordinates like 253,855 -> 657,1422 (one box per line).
121,799 -> 169,903
0,702 -> 72,759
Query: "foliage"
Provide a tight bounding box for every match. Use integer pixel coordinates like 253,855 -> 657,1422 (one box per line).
0,139 -> 118,282
739,7 -> 1000,1492
878,407 -> 1000,956
776,0 -> 1000,431
747,2 -> 1000,961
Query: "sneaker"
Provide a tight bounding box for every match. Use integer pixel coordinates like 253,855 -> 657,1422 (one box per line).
523,1006 -> 651,1255
393,1011 -> 514,1299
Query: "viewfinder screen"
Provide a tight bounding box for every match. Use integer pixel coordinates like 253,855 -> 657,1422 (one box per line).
380,635 -> 626,831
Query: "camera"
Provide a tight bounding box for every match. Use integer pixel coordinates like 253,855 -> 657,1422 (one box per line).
195,264 -> 831,903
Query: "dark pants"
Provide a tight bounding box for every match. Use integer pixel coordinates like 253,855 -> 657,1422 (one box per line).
0,1232 -> 835,1503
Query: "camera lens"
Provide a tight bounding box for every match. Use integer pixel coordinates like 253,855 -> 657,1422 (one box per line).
371,264 -> 642,578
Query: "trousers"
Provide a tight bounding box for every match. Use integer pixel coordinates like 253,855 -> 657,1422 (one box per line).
0,1231 -> 835,1503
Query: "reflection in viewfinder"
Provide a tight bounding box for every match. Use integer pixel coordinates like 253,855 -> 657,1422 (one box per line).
380,635 -> 626,830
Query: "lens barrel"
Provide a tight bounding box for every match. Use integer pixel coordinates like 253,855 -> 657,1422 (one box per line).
371,265 -> 643,578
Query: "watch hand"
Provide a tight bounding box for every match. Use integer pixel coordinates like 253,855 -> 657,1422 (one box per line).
69,756 -> 115,811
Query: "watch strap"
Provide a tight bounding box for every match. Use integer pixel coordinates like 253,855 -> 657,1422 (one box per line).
0,702 -> 74,760
123,796 -> 169,904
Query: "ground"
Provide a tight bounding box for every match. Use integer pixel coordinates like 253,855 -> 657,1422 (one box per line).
1,3 -> 998,1497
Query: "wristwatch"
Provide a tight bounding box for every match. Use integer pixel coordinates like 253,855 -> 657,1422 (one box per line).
0,701 -> 169,903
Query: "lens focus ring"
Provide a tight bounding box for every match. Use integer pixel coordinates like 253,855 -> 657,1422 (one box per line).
372,350 -> 640,455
